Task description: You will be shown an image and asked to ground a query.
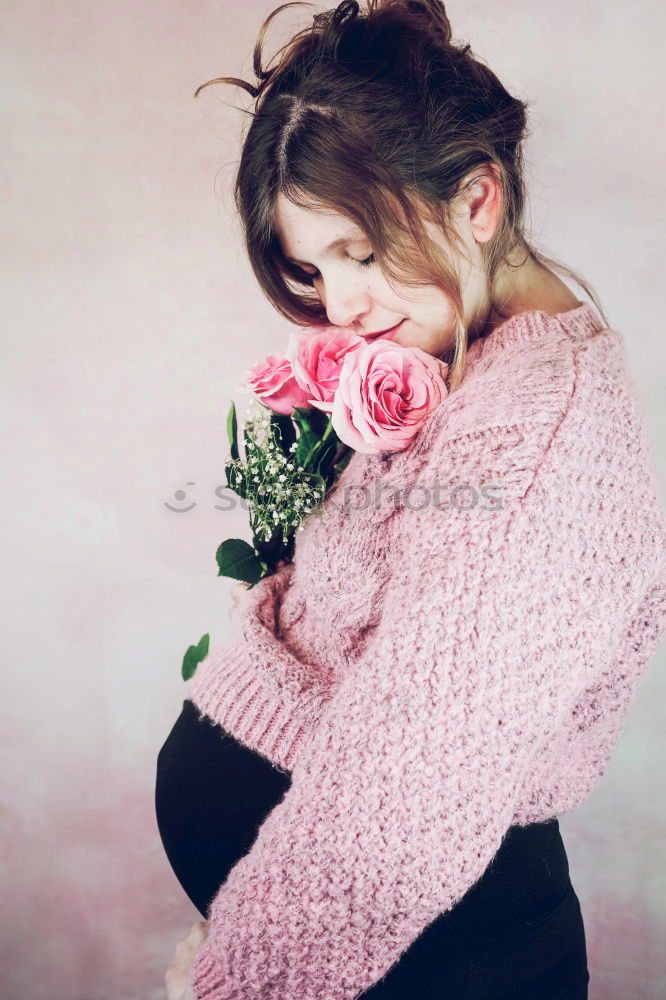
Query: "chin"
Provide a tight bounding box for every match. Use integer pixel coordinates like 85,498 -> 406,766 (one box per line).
393,333 -> 424,351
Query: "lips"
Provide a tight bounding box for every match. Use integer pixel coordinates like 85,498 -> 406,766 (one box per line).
363,320 -> 404,342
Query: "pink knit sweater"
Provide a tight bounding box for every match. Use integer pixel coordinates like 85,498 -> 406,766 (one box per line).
186,303 -> 666,999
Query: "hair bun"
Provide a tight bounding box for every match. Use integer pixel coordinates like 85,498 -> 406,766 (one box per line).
332,0 -> 361,24
403,0 -> 452,45
315,1 -> 452,47
312,1 -> 361,34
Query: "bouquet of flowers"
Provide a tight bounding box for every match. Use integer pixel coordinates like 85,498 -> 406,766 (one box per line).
181,324 -> 449,680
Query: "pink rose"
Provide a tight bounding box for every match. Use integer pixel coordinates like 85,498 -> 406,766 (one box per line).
331,340 -> 449,454
241,354 -> 312,416
286,325 -> 365,413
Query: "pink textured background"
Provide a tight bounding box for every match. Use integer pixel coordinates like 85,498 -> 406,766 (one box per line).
2,2 -> 665,998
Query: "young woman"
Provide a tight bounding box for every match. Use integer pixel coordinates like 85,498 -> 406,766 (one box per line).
155,3 -> 666,998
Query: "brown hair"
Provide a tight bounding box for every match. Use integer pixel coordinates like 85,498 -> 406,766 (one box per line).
194,0 -> 608,392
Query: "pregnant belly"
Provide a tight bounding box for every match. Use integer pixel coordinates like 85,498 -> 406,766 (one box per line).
155,698 -> 292,917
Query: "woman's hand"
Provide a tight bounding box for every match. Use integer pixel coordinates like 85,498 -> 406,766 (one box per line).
229,579 -> 250,620
164,919 -> 208,1000
229,559 -> 289,620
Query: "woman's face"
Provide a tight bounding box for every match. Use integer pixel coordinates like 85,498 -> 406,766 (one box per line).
273,190 -> 489,358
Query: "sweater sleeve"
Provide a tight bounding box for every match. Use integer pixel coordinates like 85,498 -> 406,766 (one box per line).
190,421 -> 666,1000
186,560 -> 335,773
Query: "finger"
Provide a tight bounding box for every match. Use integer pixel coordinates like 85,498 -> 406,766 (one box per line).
191,919 -> 208,941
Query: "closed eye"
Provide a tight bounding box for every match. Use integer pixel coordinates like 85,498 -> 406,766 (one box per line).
301,253 -> 376,283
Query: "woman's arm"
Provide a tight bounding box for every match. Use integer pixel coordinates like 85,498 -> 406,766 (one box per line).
186,557 -> 334,773
188,414 -> 666,1000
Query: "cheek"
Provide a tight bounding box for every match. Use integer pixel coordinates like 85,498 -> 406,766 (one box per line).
423,291 -> 456,331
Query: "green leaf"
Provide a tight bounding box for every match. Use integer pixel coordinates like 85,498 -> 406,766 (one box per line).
294,405 -> 329,437
303,435 -> 330,470
181,632 -> 209,681
291,407 -> 318,439
291,405 -> 313,423
227,402 -> 239,462
292,411 -> 321,470
290,411 -> 339,472
216,537 -> 265,585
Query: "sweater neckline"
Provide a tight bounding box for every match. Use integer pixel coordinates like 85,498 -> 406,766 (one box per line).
465,301 -> 604,365
369,301 -> 606,475
331,302 -> 607,494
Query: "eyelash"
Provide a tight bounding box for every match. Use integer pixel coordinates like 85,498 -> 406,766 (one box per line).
303,253 -> 375,282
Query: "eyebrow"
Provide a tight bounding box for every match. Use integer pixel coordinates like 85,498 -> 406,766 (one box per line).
282,233 -> 364,266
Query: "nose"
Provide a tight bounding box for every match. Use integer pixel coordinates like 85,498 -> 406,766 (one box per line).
320,275 -> 372,330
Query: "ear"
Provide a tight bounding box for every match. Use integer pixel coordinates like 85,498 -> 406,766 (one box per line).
457,163 -> 503,244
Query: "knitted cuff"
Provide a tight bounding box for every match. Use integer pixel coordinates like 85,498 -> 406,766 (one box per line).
186,630 -> 327,773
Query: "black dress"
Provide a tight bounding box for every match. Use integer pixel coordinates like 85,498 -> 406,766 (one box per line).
155,698 -> 590,1000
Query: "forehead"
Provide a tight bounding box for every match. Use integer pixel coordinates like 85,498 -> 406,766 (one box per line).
273,193 -> 366,261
